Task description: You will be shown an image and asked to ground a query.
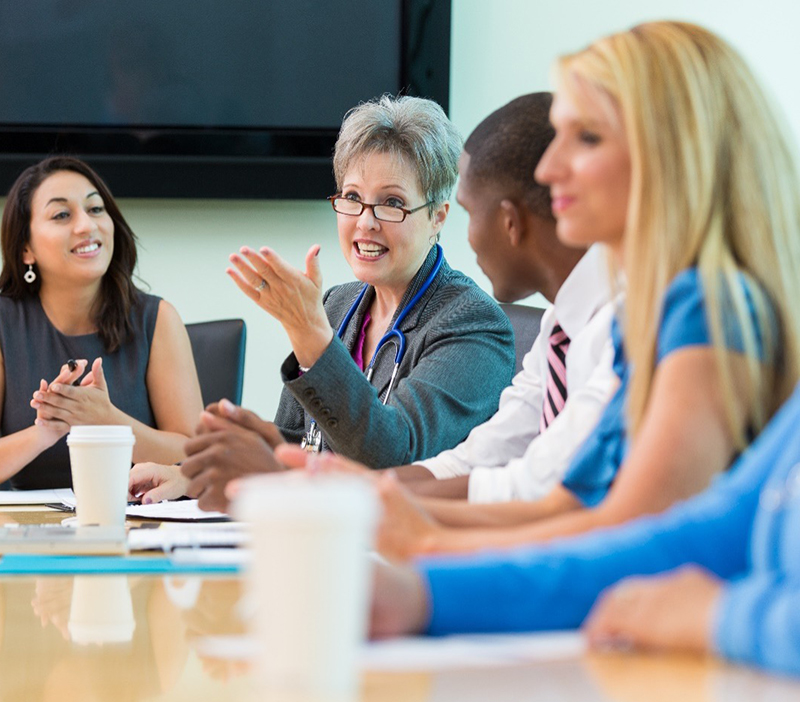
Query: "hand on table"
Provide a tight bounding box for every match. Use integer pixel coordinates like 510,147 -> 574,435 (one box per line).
374,471 -> 445,561
227,245 -> 333,367
129,462 -> 189,504
369,561 -> 430,639
31,358 -> 119,428
181,410 -> 286,512
584,565 -> 722,655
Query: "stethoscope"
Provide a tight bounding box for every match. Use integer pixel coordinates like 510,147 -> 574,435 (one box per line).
301,244 -> 444,452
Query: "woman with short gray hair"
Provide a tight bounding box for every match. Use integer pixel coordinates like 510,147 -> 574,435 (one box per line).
235,93 -> 514,467
129,94 -> 514,508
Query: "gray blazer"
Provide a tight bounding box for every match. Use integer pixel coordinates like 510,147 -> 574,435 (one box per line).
273,246 -> 515,468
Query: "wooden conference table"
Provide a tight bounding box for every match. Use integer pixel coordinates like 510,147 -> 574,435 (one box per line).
0,506 -> 799,702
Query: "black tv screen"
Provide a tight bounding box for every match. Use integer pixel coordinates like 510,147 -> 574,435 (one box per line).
0,0 -> 450,199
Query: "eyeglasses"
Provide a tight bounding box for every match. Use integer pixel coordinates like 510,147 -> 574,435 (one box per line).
327,195 -> 432,223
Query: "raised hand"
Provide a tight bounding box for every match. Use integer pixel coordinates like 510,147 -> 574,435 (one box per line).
227,245 -> 333,367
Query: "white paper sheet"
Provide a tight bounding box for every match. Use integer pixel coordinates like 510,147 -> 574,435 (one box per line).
194,631 -> 586,671
360,631 -> 586,670
126,499 -> 229,521
128,522 -> 247,551
0,488 -> 75,505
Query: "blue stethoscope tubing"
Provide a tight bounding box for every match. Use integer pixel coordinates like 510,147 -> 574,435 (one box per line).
302,244 -> 443,451
338,243 -> 444,403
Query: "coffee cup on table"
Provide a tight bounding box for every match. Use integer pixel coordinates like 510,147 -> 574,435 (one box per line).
67,425 -> 135,527
234,472 -> 379,701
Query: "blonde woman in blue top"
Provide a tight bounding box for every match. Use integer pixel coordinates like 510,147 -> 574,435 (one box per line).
364,21 -> 800,676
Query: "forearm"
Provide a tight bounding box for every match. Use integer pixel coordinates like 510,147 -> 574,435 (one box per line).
401,472 -> 471,500
422,486 -> 583,550
117,411 -> 189,465
0,426 -> 58,481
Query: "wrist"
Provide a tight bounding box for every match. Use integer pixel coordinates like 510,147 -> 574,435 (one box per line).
289,325 -> 334,369
32,421 -> 66,448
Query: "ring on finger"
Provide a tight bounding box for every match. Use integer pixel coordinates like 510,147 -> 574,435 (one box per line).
255,278 -> 267,292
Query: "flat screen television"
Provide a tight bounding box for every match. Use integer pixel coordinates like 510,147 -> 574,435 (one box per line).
0,0 -> 451,199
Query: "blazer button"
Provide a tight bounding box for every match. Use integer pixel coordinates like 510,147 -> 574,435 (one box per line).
320,408 -> 331,418
327,418 -> 339,429
303,388 -> 316,399
310,398 -> 323,409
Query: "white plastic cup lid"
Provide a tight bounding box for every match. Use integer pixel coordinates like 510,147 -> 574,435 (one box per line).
233,472 -> 379,527
67,425 -> 135,443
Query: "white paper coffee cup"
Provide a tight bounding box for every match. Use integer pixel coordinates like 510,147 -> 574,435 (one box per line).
68,575 -> 136,645
67,425 -> 135,527
234,473 -> 379,701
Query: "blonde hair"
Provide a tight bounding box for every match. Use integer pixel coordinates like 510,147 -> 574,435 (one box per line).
557,21 -> 800,443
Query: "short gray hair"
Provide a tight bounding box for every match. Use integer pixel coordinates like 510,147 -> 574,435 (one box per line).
333,94 -> 462,217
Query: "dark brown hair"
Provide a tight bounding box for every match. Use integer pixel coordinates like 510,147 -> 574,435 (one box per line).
0,156 -> 139,352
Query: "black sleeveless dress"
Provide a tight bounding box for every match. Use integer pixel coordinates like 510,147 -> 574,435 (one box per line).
0,291 -> 160,489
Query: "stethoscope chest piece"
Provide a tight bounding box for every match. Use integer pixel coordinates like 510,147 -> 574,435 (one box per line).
301,421 -> 322,453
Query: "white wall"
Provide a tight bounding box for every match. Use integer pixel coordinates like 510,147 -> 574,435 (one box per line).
5,0 -> 800,418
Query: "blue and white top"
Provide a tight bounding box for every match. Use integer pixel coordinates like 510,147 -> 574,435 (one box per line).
562,267 -> 772,506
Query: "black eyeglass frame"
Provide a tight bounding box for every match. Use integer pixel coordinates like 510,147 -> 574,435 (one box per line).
327,195 -> 433,223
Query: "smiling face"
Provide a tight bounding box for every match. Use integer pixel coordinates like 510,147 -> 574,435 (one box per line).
534,86 -> 631,258
337,151 -> 447,300
23,170 -> 115,288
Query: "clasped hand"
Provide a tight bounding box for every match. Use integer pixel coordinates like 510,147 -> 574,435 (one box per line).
179,400 -> 288,512
30,358 -> 116,439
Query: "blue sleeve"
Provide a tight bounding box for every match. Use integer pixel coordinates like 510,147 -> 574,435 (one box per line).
419,384 -> 800,636
715,575 -> 800,676
657,267 -> 773,361
656,268 -> 711,361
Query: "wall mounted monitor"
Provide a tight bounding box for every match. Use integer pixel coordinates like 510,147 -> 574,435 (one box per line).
0,0 -> 451,198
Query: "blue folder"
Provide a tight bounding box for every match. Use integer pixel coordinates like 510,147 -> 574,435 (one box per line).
0,554 -> 241,575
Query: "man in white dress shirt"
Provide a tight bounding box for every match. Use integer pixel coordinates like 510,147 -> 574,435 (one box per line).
394,92 -> 619,503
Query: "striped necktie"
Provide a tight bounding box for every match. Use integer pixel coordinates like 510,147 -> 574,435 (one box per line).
540,322 -> 571,432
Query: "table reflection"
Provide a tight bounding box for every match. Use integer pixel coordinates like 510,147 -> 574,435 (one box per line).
0,572 -> 796,702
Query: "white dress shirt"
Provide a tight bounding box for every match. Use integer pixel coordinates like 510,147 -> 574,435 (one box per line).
416,244 -> 619,502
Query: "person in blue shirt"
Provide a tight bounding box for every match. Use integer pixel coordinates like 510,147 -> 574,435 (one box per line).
360,21 -> 800,676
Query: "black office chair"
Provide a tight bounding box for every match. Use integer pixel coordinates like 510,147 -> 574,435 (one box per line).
500,303 -> 546,374
185,319 -> 247,406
